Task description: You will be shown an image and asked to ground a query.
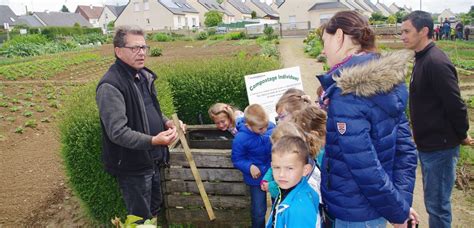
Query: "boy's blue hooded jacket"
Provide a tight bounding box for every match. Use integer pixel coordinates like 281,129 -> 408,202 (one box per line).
231,118 -> 275,186
317,50 -> 418,223
265,177 -> 320,228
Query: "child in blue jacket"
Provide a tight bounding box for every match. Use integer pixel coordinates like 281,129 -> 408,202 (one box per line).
266,136 -> 319,228
232,104 -> 275,228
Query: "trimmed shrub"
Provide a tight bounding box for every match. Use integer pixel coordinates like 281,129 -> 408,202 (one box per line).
151,33 -> 173,42
154,56 -> 280,124
60,78 -> 175,224
41,26 -> 102,40
195,31 -> 209,40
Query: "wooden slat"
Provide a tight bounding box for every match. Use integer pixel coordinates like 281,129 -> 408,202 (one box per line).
164,181 -> 248,196
169,149 -> 234,168
166,195 -> 250,208
172,114 -> 216,220
166,208 -> 251,224
164,168 -> 243,182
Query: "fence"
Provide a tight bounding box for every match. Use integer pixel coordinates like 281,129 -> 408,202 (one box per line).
162,125 -> 251,226
370,24 -> 401,35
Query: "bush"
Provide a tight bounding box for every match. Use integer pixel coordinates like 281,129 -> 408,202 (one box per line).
41,26 -> 102,40
60,80 -> 175,225
151,33 -> 173,42
73,33 -> 107,45
155,56 -> 280,124
225,31 -> 246,40
149,47 -> 162,57
195,31 -> 209,40
208,34 -> 225,40
260,42 -> 279,58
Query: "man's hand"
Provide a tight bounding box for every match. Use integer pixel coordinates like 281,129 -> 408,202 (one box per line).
250,165 -> 261,179
165,119 -> 187,133
461,135 -> 474,145
151,128 -> 177,146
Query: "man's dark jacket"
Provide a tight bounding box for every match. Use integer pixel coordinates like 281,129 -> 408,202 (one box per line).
409,42 -> 469,152
96,59 -> 169,176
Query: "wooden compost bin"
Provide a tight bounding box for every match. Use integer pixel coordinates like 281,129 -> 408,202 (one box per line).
162,125 -> 251,227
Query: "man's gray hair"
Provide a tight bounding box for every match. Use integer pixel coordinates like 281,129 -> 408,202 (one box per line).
113,25 -> 145,48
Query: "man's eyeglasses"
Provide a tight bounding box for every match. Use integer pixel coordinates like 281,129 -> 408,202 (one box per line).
122,45 -> 150,54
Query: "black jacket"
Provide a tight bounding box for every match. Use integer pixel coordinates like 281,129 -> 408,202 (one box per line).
96,59 -> 168,175
409,42 -> 469,151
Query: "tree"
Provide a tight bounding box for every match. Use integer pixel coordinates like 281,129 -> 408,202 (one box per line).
216,0 -> 224,3
395,9 -> 408,23
107,21 -> 115,31
204,10 -> 223,27
251,11 -> 257,19
387,15 -> 397,24
61,5 -> 69,12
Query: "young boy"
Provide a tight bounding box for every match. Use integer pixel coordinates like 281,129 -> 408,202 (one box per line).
266,136 -> 320,228
231,104 -> 275,228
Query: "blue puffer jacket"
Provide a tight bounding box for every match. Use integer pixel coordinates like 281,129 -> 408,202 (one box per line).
317,50 -> 418,223
232,118 -> 275,186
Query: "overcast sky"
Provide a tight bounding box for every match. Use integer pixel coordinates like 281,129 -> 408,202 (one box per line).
2,0 -> 473,16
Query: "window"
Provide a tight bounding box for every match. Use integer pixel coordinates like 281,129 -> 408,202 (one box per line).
175,2 -> 183,8
185,17 -> 188,27
144,0 -> 149,10
320,14 -> 333,25
192,18 -> 196,26
183,3 -> 191,8
147,18 -> 150,24
105,13 -> 108,19
134,2 -> 140,11
178,16 -> 181,24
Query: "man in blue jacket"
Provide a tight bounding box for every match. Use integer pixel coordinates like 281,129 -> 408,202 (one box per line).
401,11 -> 472,227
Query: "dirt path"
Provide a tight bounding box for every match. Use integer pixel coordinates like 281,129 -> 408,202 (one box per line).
279,37 -> 322,97
278,37 -> 473,226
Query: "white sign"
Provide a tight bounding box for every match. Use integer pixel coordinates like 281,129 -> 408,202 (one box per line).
245,66 -> 304,123
20,29 -> 27,35
3,23 -> 9,30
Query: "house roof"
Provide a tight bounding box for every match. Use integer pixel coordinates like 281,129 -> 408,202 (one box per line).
198,0 -> 234,16
353,0 -> 371,12
227,0 -> 252,14
362,0 -> 380,13
0,5 -> 18,26
376,2 -> 393,14
250,0 -> 278,17
75,5 -> 103,20
160,0 -> 199,15
17,15 -> 43,27
274,0 -> 284,8
309,2 -> 349,11
341,0 -> 363,11
105,5 -> 127,17
34,12 -> 93,27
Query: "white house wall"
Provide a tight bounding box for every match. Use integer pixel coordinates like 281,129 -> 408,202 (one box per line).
98,7 -> 116,33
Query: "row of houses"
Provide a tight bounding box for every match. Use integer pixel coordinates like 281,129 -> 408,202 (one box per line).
0,4 -> 125,33
1,1 -> 459,34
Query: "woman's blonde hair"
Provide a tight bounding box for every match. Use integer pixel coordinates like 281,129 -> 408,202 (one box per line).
208,103 -> 239,128
292,105 -> 327,158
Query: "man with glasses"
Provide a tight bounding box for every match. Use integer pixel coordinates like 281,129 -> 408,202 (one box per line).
96,25 -> 182,221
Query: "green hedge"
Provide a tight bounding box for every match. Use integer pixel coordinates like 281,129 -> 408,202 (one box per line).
152,56 -> 280,124
41,26 -> 102,40
60,79 -> 175,225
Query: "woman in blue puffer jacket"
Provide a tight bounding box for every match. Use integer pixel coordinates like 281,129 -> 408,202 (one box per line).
317,11 -> 419,227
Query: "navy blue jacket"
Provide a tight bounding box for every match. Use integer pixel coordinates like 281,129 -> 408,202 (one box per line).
317,51 -> 418,223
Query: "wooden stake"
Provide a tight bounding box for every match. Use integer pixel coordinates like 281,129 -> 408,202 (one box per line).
171,114 -> 216,221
